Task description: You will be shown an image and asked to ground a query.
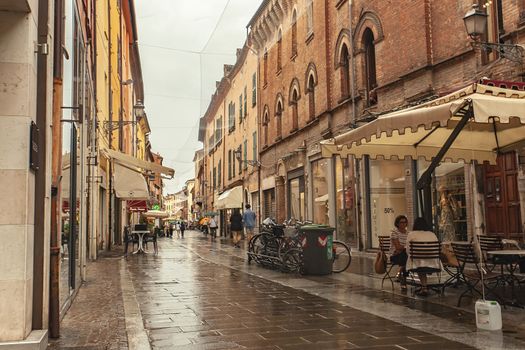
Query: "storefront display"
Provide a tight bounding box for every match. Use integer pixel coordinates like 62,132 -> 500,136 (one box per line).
419,162 -> 467,241
368,159 -> 407,248
335,157 -> 358,247
288,171 -> 305,221
312,158 -> 329,225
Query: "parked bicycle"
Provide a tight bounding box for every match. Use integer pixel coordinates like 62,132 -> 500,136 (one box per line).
247,218 -> 352,273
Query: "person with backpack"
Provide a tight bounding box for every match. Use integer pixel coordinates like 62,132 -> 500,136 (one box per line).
209,216 -> 218,239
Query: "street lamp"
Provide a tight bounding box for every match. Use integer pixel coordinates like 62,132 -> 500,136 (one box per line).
463,4 -> 524,63
233,147 -> 260,167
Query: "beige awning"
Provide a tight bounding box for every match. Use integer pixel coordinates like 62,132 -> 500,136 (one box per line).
102,148 -> 175,177
143,210 -> 170,218
215,186 -> 243,209
113,163 -> 150,199
321,84 -> 525,165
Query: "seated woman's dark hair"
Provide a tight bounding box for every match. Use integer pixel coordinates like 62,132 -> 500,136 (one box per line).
394,215 -> 408,229
413,217 -> 430,231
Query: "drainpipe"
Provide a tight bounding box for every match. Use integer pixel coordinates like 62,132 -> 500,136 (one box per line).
348,0 -> 357,125
90,0 -> 98,260
348,0 -> 363,250
49,0 -> 64,338
108,0 -> 113,249
34,0 -> 51,331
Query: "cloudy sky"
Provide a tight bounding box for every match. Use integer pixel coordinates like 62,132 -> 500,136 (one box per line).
135,0 -> 262,194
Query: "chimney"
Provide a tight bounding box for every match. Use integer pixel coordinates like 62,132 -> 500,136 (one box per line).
216,81 -> 220,89
236,48 -> 242,59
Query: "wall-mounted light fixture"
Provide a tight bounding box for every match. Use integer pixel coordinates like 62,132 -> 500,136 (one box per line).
463,4 -> 524,63
233,147 -> 260,167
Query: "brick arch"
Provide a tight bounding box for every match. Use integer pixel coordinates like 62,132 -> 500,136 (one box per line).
262,105 -> 270,123
304,62 -> 318,91
274,93 -> 285,114
334,29 -> 352,68
288,78 -> 301,104
353,11 -> 384,51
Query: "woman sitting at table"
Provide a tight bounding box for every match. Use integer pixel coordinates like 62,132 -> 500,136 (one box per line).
390,215 -> 409,291
407,217 -> 441,297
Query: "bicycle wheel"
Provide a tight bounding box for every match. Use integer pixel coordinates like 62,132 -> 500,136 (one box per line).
332,240 -> 351,273
281,248 -> 303,273
248,233 -> 266,263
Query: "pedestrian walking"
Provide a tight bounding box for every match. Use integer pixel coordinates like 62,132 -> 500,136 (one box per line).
180,221 -> 186,238
230,208 -> 243,248
168,223 -> 174,238
175,221 -> 181,238
242,204 -> 256,242
209,217 -> 218,239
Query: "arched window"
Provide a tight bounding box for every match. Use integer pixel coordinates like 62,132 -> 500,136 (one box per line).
291,10 -> 297,57
363,28 -> 377,106
307,75 -> 315,120
306,0 -> 313,34
340,44 -> 350,98
263,48 -> 268,86
277,29 -> 282,71
263,110 -> 269,146
276,100 -> 283,140
291,89 -> 299,131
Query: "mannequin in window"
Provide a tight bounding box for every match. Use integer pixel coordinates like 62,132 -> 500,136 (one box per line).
438,185 -> 459,242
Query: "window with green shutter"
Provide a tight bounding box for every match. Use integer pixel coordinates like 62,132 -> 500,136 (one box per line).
244,86 -> 247,117
252,73 -> 257,106
239,95 -> 243,123
243,139 -> 248,169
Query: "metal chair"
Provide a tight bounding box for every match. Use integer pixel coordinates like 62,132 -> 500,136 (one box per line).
451,242 -> 502,307
407,241 -> 442,294
478,234 -> 504,273
124,226 -> 139,255
144,231 -> 158,255
378,236 -> 396,290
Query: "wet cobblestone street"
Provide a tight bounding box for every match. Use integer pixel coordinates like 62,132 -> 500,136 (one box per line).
48,231 -> 525,349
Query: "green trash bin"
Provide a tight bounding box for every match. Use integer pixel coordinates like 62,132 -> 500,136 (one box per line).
299,225 -> 335,275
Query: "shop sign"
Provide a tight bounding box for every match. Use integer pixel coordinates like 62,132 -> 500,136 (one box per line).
152,204 -> 160,210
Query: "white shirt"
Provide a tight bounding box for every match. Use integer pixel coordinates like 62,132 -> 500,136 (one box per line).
406,230 -> 441,271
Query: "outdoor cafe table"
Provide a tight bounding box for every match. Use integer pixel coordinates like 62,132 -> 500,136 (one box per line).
487,250 -> 525,308
131,230 -> 150,254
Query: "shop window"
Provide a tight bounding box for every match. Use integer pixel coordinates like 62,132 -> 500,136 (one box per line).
418,161 -> 467,241
263,189 -> 276,219
288,175 -> 305,221
335,156 -> 358,247
368,160 -> 406,248
312,158 -> 329,224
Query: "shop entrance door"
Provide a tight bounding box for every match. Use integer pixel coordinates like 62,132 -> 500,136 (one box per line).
484,152 -> 522,239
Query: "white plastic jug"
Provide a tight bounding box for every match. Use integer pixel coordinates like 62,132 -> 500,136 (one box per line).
475,300 -> 502,331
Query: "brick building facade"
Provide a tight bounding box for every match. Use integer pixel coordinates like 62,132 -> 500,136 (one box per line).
198,0 -> 525,249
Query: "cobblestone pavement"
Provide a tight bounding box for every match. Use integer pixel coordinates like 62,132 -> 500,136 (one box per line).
48,249 -> 128,350
48,231 -> 525,349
